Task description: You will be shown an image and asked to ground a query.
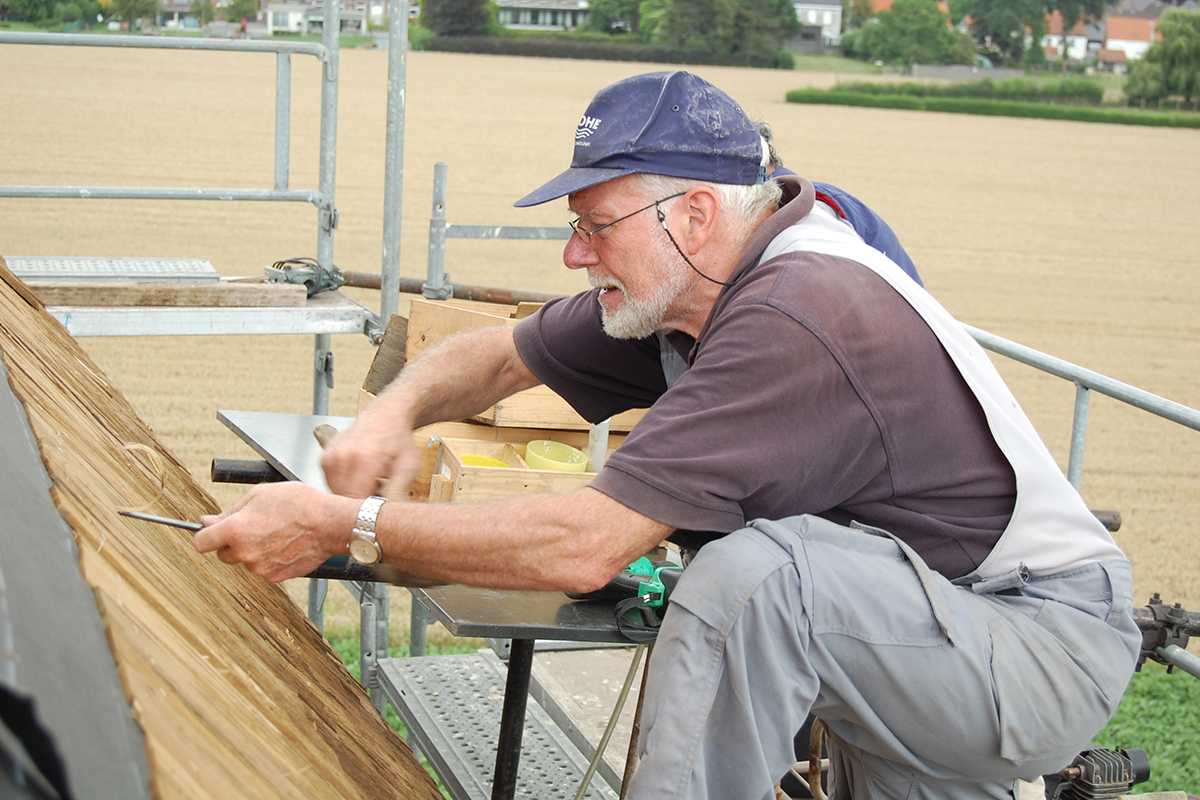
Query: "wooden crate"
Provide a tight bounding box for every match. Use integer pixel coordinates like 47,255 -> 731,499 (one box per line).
364,299 -> 645,432
426,437 -> 597,504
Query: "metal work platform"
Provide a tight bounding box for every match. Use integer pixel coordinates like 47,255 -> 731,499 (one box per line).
380,651 -> 618,800
4,255 -> 219,283
43,290 -> 373,338
4,256 -> 374,338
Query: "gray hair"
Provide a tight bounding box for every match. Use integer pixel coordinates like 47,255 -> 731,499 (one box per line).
636,173 -> 782,226
754,120 -> 784,170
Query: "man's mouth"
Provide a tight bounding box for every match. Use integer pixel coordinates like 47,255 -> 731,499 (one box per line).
597,286 -> 624,307
590,274 -> 625,308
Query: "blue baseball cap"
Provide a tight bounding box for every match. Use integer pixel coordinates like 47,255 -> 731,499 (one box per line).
514,71 -> 768,208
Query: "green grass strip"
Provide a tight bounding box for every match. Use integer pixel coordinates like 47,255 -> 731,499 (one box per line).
835,77 -> 1104,105
785,88 -> 1200,129
1097,663 -> 1200,793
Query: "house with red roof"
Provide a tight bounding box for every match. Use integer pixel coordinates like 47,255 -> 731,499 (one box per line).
1097,47 -> 1129,73
1042,11 -> 1105,61
1105,14 -> 1158,60
870,0 -> 950,13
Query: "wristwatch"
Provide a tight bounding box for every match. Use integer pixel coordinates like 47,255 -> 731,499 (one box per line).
348,495 -> 386,565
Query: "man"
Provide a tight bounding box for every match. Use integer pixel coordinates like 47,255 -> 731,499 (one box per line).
196,72 -> 1140,799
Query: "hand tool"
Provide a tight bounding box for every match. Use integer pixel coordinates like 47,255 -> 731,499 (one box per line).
118,509 -> 440,587
119,510 -> 202,531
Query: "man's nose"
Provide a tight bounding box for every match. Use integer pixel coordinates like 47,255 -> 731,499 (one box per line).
563,233 -> 599,270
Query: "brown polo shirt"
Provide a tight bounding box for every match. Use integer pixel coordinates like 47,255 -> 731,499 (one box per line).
513,177 -> 1015,578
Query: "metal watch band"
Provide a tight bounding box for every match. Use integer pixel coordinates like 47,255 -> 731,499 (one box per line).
349,495 -> 386,562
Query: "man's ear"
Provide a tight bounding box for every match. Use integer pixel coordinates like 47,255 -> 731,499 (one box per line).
681,186 -> 719,255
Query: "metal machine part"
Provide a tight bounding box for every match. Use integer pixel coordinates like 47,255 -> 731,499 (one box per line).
1047,747 -> 1150,799
265,257 -> 345,297
1134,594 -> 1200,678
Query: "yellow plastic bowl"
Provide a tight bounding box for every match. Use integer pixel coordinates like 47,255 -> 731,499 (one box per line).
460,454 -> 512,469
524,440 -> 589,473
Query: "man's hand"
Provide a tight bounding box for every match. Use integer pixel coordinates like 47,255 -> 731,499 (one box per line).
194,482 -> 350,583
321,406 -> 420,499
322,326 -> 541,498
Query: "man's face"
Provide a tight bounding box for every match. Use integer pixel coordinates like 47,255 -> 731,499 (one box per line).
564,177 -> 691,340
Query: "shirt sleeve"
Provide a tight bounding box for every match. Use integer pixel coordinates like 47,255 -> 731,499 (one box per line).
590,300 -> 884,533
513,290 -> 667,424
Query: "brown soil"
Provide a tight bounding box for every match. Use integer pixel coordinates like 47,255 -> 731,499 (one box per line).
1,47 -> 1196,630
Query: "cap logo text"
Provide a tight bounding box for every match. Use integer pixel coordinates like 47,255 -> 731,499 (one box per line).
575,115 -> 602,140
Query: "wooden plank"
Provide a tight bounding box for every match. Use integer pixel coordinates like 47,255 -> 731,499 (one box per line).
404,298 -> 517,363
479,387 -> 646,432
416,420 -> 629,451
362,313 -> 409,397
514,301 -> 544,320
444,297 -> 519,317
427,473 -> 455,503
25,281 -> 308,307
0,271 -> 441,800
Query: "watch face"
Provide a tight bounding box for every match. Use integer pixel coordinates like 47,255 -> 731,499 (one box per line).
349,537 -> 381,565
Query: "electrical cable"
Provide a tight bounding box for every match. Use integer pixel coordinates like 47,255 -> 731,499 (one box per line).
654,204 -> 732,287
573,644 -> 647,800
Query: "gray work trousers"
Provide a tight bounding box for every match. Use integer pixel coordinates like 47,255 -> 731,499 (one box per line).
626,515 -> 1141,800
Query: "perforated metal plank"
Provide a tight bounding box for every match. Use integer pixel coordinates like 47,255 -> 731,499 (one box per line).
4,256 -> 218,283
45,291 -> 373,337
379,653 -> 617,800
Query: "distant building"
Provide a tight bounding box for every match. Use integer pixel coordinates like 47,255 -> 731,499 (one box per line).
1042,12 -> 1104,61
1105,14 -> 1157,60
793,0 -> 842,48
1097,47 -> 1128,74
1110,0 -> 1167,18
159,0 -> 195,27
870,0 -> 949,13
265,2 -> 306,32
302,2 -> 368,33
495,0 -> 589,30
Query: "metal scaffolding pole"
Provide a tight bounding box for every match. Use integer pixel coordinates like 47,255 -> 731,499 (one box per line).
378,0 -> 410,336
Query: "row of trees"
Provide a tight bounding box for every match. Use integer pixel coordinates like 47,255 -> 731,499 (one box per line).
1126,9 -> 1200,108
840,0 -> 1112,68
1,0 -> 252,28
842,0 -> 976,67
957,0 -> 1107,67
583,0 -> 800,57
847,0 -> 1196,72
420,0 -> 800,68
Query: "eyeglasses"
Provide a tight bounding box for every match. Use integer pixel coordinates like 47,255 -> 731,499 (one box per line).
568,191 -> 686,243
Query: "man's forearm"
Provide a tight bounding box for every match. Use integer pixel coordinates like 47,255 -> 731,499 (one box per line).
318,487 -> 671,594
371,325 -> 539,429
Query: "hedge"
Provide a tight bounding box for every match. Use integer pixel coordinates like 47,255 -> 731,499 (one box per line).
784,89 -> 1200,128
835,76 -> 1105,105
423,35 -> 794,70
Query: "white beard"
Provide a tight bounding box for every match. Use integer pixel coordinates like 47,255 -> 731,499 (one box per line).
589,246 -> 691,340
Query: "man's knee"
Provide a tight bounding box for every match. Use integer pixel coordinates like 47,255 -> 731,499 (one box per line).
668,525 -> 804,638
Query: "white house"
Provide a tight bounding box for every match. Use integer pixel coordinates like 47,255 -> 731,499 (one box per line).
793,0 -> 841,46
266,2 -> 307,33
302,2 -> 368,33
1042,15 -> 1106,61
1105,14 -> 1156,60
1042,11 -> 1100,61
495,0 -> 590,31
